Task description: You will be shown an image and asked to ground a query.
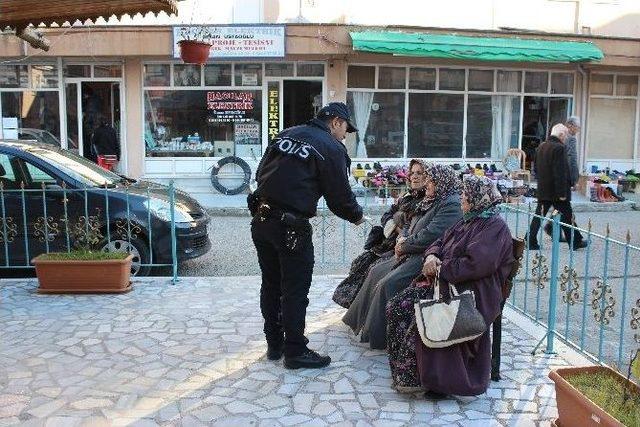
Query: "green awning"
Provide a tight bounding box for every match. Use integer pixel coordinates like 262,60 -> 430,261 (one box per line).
350,31 -> 604,63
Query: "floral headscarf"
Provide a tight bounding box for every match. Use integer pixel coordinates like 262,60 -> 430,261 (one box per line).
462,175 -> 504,221
416,164 -> 463,212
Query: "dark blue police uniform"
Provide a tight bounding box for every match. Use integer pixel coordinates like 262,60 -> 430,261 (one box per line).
250,103 -> 363,367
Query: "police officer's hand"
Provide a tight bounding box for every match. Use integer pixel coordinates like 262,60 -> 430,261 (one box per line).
355,215 -> 372,226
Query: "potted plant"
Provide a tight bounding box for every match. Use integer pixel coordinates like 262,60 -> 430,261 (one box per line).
32,211 -> 133,294
176,26 -> 212,64
548,349 -> 639,427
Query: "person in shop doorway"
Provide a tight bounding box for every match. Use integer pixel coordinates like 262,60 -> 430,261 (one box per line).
526,124 -> 587,251
91,115 -> 120,166
543,116 -> 581,242
248,102 -> 366,369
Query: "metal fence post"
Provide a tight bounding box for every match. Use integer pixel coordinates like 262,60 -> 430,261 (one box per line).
169,180 -> 178,285
545,212 -> 561,354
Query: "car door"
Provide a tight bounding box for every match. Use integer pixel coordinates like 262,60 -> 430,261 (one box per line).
0,153 -> 28,267
12,156 -> 85,259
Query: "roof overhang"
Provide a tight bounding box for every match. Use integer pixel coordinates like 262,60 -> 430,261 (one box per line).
350,31 -> 604,63
0,0 -> 178,51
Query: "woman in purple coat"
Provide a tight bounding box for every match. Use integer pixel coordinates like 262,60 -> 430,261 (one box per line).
386,175 -> 513,397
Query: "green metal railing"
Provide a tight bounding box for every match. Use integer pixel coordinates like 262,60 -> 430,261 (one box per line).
0,180 -> 179,284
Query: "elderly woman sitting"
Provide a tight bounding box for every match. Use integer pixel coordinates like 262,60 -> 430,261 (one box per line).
333,159 -> 429,309
386,175 -> 514,398
343,164 -> 463,350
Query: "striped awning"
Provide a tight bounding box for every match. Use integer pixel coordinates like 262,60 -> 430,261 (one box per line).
0,0 -> 178,29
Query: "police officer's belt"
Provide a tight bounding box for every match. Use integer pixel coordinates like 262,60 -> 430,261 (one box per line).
257,202 -> 308,226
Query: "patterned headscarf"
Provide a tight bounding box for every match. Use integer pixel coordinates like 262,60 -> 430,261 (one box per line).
416,164 -> 463,212
462,175 -> 504,220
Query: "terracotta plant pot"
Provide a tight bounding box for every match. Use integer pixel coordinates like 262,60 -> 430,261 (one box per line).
33,254 -> 133,294
178,40 -> 211,64
549,366 -> 639,427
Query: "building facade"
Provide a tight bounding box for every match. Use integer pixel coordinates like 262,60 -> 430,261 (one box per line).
1,0 -> 640,192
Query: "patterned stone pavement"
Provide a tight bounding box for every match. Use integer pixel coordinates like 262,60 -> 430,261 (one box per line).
0,276 -> 588,426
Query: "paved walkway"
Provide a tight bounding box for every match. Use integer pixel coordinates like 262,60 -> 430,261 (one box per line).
0,276 -> 590,426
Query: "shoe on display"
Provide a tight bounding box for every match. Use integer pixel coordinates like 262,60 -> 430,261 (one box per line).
284,349 -> 331,369
364,163 -> 371,170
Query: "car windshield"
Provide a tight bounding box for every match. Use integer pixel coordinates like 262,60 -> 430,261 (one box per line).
39,130 -> 61,146
24,146 -> 123,187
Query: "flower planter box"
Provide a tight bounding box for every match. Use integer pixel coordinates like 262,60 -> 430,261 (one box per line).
549,366 -> 639,427
33,254 -> 133,294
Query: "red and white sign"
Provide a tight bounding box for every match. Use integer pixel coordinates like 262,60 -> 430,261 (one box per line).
173,25 -> 285,59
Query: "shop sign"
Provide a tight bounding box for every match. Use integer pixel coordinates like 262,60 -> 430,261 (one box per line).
235,123 -> 260,145
267,82 -> 280,140
207,91 -> 255,123
173,25 -> 285,59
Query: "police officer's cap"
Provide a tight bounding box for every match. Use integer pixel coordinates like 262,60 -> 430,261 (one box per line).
317,102 -> 358,133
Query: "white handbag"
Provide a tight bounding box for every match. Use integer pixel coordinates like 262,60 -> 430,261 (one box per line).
414,268 -> 487,348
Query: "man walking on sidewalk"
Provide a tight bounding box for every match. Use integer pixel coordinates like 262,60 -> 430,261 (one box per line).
543,116 -> 582,242
526,123 -> 588,251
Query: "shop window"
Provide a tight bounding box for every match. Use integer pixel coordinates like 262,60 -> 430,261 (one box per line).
265,63 -> 294,77
378,67 -> 405,89
466,95 -> 520,159
407,93 -> 464,158
94,65 -> 122,78
468,70 -> 494,92
204,64 -> 232,86
234,64 -> 262,86
497,70 -> 521,92
1,91 -> 61,143
296,63 -> 324,77
64,65 -> 91,78
346,91 -> 404,158
144,64 -> 170,87
588,98 -> 635,159
0,65 -> 28,88
550,73 -> 574,95
30,64 -> 58,89
144,89 -> 262,158
525,71 -> 549,93
409,67 -> 435,90
347,66 -> 375,88
616,75 -> 638,97
174,64 -> 201,87
591,74 -> 613,95
438,69 -> 465,91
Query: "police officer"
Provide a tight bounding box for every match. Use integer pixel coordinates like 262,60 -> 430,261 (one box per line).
250,102 -> 365,369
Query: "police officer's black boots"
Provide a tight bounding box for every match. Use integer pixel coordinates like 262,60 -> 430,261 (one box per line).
284,349 -> 331,369
266,343 -> 284,360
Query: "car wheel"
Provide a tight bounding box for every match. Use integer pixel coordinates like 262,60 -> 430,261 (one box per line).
101,237 -> 150,277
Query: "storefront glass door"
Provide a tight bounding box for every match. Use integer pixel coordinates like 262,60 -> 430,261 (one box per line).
521,96 -> 571,169
65,80 -> 122,164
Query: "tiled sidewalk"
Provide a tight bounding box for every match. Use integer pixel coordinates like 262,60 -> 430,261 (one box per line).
0,276 -> 588,426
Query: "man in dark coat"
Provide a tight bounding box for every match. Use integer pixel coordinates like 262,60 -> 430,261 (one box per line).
250,102 -> 364,369
91,116 -> 120,162
526,124 -> 587,250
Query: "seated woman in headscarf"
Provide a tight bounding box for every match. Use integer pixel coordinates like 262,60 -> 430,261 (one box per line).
333,159 -> 428,309
386,175 -> 513,398
343,164 -> 463,350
